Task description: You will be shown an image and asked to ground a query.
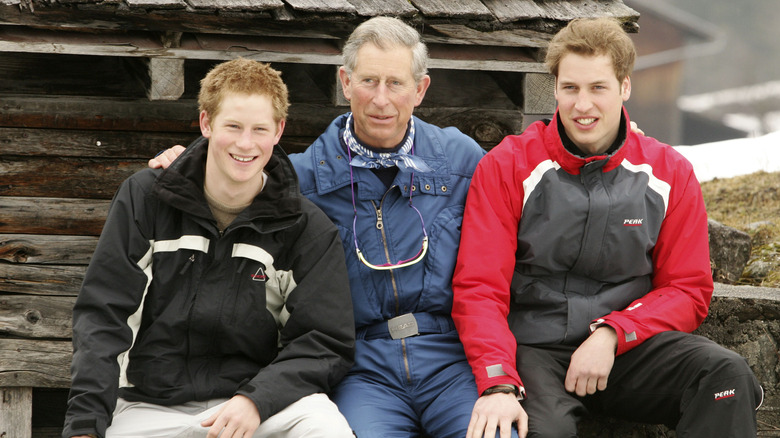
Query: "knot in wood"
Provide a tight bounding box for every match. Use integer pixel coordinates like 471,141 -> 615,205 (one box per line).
24,309 -> 42,324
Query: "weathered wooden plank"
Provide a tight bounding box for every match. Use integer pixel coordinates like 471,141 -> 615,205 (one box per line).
0,387 -> 32,438
523,72 -> 556,115
125,0 -> 187,9
410,0 -> 492,18
187,0 -> 284,10
0,339 -> 72,388
0,127 -> 196,159
0,295 -> 75,339
283,0 -> 356,14
0,235 -> 97,265
482,0 -> 639,24
427,23 -> 552,49
426,43 -> 545,73
0,265 -> 86,296
414,107 -> 522,147
0,197 -> 109,236
0,157 -> 146,199
343,0 -> 416,16
0,95 -> 199,132
481,0 -> 545,22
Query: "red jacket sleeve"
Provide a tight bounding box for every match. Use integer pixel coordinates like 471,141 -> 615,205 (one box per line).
452,139 -> 526,394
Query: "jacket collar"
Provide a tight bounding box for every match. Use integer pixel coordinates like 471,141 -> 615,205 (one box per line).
545,106 -> 634,174
153,136 -> 302,230
311,114 -> 453,200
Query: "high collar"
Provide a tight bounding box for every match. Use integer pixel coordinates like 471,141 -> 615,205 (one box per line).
153,136 -> 302,229
311,113 -> 452,200
545,106 -> 635,174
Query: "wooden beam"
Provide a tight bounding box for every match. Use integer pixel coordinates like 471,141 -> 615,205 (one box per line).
0,127 -> 196,159
0,157 -> 147,199
0,234 -> 97,265
0,295 -> 75,339
345,0 -> 416,16
186,0 -> 285,10
284,0 -> 356,13
0,95 -> 199,132
0,197 -> 109,235
0,265 -> 86,296
0,387 -> 32,438
0,25 -> 549,72
410,0 -> 492,18
0,339 -> 72,388
414,107 -> 523,147
523,72 -> 556,115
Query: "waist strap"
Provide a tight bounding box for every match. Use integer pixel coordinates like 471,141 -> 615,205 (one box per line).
357,312 -> 456,341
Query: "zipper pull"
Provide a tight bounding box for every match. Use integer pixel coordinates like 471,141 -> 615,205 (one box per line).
179,254 -> 195,275
375,208 -> 384,230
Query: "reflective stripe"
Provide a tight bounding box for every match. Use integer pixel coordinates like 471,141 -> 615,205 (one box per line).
620,159 -> 671,217
153,235 -> 210,254
233,243 -> 296,329
523,160 -> 561,210
118,243 -> 154,389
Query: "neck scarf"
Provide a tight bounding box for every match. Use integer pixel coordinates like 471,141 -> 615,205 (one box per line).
342,113 -> 432,173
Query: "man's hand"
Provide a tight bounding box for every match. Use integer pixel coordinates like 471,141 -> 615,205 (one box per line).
201,394 -> 261,438
564,326 -> 618,397
148,145 -> 186,169
629,121 -> 645,136
467,392 -> 528,438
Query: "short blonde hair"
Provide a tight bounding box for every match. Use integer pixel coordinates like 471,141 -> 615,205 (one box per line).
545,17 -> 636,82
198,58 -> 290,122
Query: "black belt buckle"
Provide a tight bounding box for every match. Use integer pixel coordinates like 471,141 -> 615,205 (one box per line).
388,313 -> 420,340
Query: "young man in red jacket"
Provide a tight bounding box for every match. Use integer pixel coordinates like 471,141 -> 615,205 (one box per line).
452,17 -> 762,438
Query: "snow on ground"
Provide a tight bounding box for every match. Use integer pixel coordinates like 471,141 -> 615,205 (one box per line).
673,131 -> 780,182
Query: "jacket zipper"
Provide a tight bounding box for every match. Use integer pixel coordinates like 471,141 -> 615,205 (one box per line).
371,192 -> 413,383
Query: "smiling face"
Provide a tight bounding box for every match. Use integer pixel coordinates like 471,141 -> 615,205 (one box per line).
555,52 -> 631,155
339,42 -> 430,149
200,92 -> 285,204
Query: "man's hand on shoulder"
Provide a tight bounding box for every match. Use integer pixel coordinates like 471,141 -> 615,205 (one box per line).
468,391 -> 527,438
202,394 -> 261,438
565,325 -> 618,397
148,145 -> 186,169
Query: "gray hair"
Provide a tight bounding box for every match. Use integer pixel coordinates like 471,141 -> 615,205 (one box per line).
342,16 -> 429,83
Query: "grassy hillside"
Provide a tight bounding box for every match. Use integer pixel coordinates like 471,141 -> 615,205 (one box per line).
701,171 -> 780,287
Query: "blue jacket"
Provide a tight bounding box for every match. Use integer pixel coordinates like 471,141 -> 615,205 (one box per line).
290,114 -> 485,329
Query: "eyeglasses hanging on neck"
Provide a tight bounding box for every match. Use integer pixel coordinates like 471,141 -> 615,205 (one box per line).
347,145 -> 429,271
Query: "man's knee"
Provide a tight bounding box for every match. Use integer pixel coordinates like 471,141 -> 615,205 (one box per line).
259,393 -> 353,438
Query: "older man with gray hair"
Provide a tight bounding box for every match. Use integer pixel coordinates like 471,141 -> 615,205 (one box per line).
152,16 -> 515,438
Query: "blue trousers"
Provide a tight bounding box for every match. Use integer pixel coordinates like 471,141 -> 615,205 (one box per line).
331,331 -> 518,438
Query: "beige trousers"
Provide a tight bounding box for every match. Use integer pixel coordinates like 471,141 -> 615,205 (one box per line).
105,393 -> 353,438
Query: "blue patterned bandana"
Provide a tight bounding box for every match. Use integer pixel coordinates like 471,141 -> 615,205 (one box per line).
342,113 -> 432,173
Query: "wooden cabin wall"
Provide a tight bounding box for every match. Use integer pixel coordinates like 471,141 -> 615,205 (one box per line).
0,49 -> 522,434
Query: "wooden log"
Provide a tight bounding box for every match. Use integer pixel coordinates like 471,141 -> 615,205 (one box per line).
0,387 -> 32,438
0,234 -> 97,265
0,197 -> 109,235
0,295 -> 75,339
0,127 -> 195,159
0,157 -> 147,199
0,95 -> 199,132
0,339 -> 72,388
344,0 -> 416,16
410,0 -> 492,18
0,264 -> 86,296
